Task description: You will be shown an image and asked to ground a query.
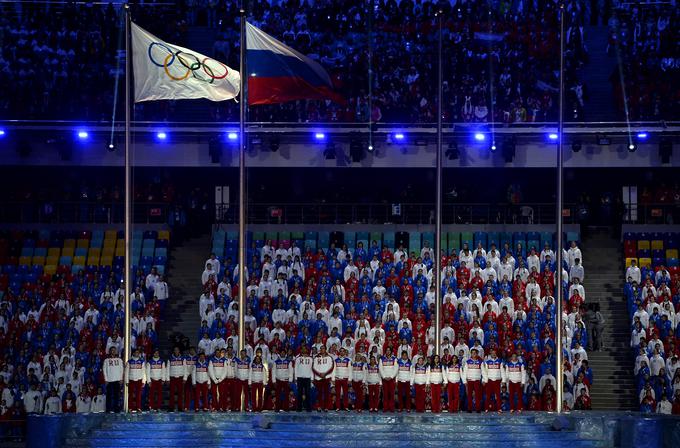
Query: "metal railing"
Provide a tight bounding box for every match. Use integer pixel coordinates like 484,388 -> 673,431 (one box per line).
215,202 -> 580,225
0,202 -> 170,225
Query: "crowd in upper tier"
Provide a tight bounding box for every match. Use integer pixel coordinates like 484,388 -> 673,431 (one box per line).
1,0 -> 591,123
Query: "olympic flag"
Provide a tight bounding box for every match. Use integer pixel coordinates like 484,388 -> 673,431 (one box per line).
131,22 -> 240,103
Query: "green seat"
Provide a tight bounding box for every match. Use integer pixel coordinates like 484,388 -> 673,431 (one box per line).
370,232 -> 382,246
278,231 -> 291,242
409,232 -> 421,253
447,232 -> 461,253
291,232 -> 304,240
264,232 -> 278,243
253,231 -> 265,241
461,231 -> 473,249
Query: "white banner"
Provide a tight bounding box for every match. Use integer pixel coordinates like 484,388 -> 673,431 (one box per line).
132,22 -> 240,103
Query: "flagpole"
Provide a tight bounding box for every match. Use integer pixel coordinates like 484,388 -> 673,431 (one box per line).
123,2 -> 132,414
237,6 -> 246,359
555,2 -> 565,414
434,9 -> 443,357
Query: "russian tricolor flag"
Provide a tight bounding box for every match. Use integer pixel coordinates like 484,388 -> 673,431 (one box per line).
246,22 -> 344,106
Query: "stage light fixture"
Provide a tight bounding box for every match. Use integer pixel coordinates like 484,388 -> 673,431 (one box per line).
636,132 -> 648,140
156,132 -> 167,141
490,141 -> 497,152
393,133 -> 405,142
349,137 -> 365,162
314,132 -> 326,141
0,129 -> 5,137
628,142 -> 637,152
227,132 -> 238,141
548,133 -> 559,141
596,134 -> 610,145
445,142 -> 459,160
209,137 -> 222,163
502,137 -> 516,163
659,138 -> 672,164
474,133 -> 485,142
77,130 -> 89,140
323,142 -> 336,160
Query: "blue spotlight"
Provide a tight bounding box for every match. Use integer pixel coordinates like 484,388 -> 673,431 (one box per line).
474,133 -> 485,141
156,132 -> 167,141
636,132 -> 648,140
393,132 -> 405,142
0,129 -> 5,137
227,132 -> 238,141
548,133 -> 559,141
77,130 -> 89,140
314,132 -> 326,141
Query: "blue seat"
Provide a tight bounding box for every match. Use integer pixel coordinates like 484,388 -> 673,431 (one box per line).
143,230 -> 158,239
226,240 -> 238,250
23,239 -> 35,248
154,247 -> 167,258
623,232 -> 636,241
141,255 -> 153,265
652,257 -> 664,268
156,265 -> 165,275
500,232 -> 512,249
513,232 -> 526,249
383,231 -> 395,248
345,232 -> 356,250
409,232 -> 421,252
33,247 -> 47,257
71,265 -> 84,274
226,231 -> 238,240
213,229 -> 226,240
142,248 -> 155,258
20,248 -> 34,257
155,239 -> 168,248
75,248 -> 87,257
318,232 -> 330,249
31,264 -> 43,274
473,232 -> 487,249
304,231 -> 317,241
114,256 -> 125,266
38,229 -> 50,241
142,239 -> 155,249
668,258 -> 679,267
304,239 -> 317,250
422,232 -> 435,247
90,238 -> 103,249
566,231 -> 580,243
59,256 -> 73,266
3,265 -> 16,275
540,232 -> 553,249
487,232 -> 499,248
154,256 -> 167,266
638,249 -> 651,258
652,249 -> 665,259
92,230 -> 105,241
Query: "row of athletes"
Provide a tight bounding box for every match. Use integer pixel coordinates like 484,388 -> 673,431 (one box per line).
102,343 -> 528,413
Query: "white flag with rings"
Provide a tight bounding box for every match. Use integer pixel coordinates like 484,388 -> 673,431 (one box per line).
131,22 -> 240,103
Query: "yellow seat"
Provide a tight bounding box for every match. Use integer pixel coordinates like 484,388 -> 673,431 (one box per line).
103,239 -> 116,248
115,247 -> 126,256
637,240 -> 650,251
47,248 -> 61,258
32,256 -> 46,266
667,249 -> 679,260
105,230 -> 118,240
87,256 -> 100,266
638,257 -> 652,268
158,230 -> 170,240
625,257 -> 638,268
77,238 -> 90,249
63,239 -> 76,248
44,265 -> 57,275
73,256 -> 86,266
651,240 -> 664,251
102,247 -> 115,257
100,256 -> 113,267
62,247 -> 75,257
46,255 -> 59,266
88,248 -> 101,259
19,256 -> 31,266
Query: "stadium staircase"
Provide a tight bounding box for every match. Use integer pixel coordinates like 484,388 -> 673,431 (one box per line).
581,26 -> 618,121
61,413 -> 608,448
158,231 -> 212,354
581,227 -> 636,410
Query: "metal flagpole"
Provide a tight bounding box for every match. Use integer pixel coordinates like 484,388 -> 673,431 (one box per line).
434,10 -> 443,357
555,2 -> 565,414
237,7 -> 246,356
123,3 -> 132,414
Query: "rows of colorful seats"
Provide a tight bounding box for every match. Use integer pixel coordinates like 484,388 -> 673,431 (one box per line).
0,229 -> 170,298
212,230 -> 581,260
624,232 -> 680,270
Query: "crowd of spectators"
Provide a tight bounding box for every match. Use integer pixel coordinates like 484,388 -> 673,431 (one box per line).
0,230 -> 170,421
1,1 -> 593,123
188,237 -> 593,412
625,262 -> 680,414
608,3 -> 680,121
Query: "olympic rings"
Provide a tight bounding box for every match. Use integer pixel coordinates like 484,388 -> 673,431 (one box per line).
148,42 -> 230,84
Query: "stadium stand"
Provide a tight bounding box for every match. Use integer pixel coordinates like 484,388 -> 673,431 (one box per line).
184,228 -> 593,412
0,229 -> 170,415
623,231 -> 680,414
